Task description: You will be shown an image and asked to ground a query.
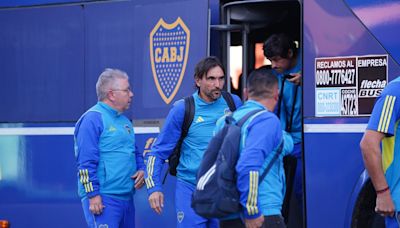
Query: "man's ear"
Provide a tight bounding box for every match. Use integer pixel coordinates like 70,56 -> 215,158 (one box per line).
274,87 -> 279,102
107,90 -> 115,102
274,92 -> 279,102
195,77 -> 201,88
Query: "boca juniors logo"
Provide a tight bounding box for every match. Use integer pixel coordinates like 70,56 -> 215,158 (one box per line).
150,17 -> 190,104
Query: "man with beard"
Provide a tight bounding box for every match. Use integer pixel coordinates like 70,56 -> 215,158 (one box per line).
145,56 -> 242,227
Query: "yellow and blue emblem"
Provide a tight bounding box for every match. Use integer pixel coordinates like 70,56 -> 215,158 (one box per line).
150,17 -> 190,104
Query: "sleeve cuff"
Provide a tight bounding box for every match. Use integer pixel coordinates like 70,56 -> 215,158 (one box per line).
87,190 -> 100,198
242,208 -> 262,219
146,185 -> 162,196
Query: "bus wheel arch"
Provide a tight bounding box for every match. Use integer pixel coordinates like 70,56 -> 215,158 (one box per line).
351,179 -> 385,228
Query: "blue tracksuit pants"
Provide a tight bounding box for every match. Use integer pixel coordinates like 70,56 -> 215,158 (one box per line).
82,194 -> 135,228
175,179 -> 219,228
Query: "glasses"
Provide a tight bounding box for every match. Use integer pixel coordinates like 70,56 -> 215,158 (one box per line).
111,88 -> 132,93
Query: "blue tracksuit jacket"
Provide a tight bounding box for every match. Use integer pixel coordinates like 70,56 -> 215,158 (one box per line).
145,91 -> 242,194
216,100 -> 293,219
74,102 -> 145,200
273,50 -> 302,149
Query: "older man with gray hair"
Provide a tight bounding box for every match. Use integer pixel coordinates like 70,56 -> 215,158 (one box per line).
74,68 -> 145,228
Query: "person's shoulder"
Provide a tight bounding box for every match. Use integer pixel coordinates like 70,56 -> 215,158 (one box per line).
171,97 -> 186,113
249,110 -> 280,126
165,97 -> 187,121
80,109 -> 102,122
230,93 -> 241,102
75,109 -> 103,134
173,97 -> 185,107
383,78 -> 400,96
245,111 -> 281,138
226,92 -> 243,108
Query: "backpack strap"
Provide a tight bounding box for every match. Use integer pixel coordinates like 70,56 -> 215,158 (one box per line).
235,108 -> 279,182
221,91 -> 237,112
182,95 -> 195,138
286,85 -> 298,132
277,77 -> 286,118
236,109 -> 263,127
259,140 -> 284,181
162,95 -> 195,184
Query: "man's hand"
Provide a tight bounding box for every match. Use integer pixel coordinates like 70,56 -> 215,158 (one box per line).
148,191 -> 164,214
375,190 -> 395,217
89,195 -> 105,215
131,170 -> 145,189
244,215 -> 264,228
287,72 -> 301,85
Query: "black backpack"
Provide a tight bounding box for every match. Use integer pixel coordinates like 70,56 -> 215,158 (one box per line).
163,91 -> 237,182
191,109 -> 284,218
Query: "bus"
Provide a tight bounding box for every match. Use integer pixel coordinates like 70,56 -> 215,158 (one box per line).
0,0 -> 399,227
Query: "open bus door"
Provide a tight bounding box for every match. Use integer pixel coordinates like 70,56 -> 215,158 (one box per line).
212,0 -> 300,99
210,0 -> 302,227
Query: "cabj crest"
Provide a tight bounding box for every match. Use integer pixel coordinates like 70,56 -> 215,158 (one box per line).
150,17 -> 190,104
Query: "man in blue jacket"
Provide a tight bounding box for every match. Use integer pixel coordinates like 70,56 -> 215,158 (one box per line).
145,56 -> 242,227
218,68 -> 293,228
263,33 -> 302,224
74,68 -> 145,228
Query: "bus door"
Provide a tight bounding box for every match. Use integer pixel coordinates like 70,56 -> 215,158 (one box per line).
211,0 -> 300,99
211,0 -> 302,227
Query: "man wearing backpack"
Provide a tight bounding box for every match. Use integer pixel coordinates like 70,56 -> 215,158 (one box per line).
218,68 -> 293,228
145,56 -> 242,227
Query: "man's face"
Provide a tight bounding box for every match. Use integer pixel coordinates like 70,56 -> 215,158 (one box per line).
196,66 -> 225,102
110,78 -> 133,112
269,56 -> 292,74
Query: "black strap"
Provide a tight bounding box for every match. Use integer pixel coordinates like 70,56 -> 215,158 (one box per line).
287,85 -> 298,132
163,93 -> 235,184
162,96 -> 195,184
221,91 -> 237,112
182,96 -> 195,138
260,140 -> 284,181
277,78 -> 286,118
277,75 -> 298,133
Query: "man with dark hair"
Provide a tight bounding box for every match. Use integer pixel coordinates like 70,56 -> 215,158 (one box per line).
263,33 -> 302,224
145,56 -> 242,227
74,68 -> 145,228
360,76 -> 400,227
218,68 -> 293,228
